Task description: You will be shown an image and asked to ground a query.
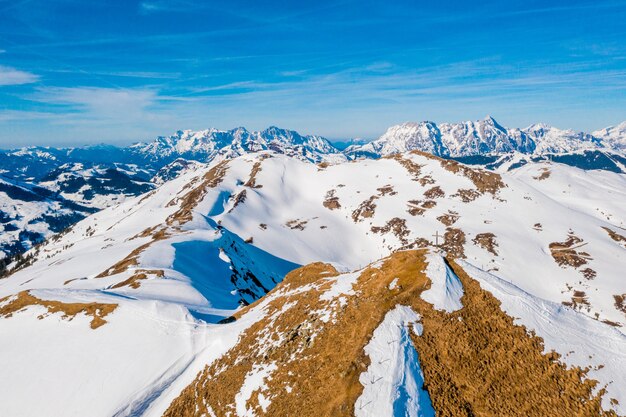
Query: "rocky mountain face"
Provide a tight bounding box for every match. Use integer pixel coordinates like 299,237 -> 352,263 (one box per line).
0,151 -> 624,416
345,116 -> 624,158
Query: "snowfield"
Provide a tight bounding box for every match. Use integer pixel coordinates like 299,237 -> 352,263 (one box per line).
0,150 -> 625,416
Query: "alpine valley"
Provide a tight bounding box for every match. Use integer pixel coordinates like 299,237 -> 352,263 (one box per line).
1,117 -> 625,417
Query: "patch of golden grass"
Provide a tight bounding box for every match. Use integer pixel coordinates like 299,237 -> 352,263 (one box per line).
370,217 -> 410,244
409,150 -> 506,196
437,211 -> 460,226
110,269 -> 165,289
602,226 -> 626,248
164,250 -> 617,416
472,232 -> 498,255
163,251 -> 430,417
95,230 -> 169,278
351,195 -> 378,222
453,188 -> 481,202
550,232 -> 592,269
228,190 -> 247,213
614,294 -> 626,316
406,199 -> 437,216
424,185 -> 445,199
322,190 -> 341,210
166,161 -> 229,226
443,227 -> 466,258
376,184 -> 397,196
285,219 -> 308,230
412,259 -> 616,417
0,290 -> 117,329
534,168 -> 551,180
244,161 -> 263,188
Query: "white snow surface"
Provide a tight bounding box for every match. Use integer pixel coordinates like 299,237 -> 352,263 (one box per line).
356,305 -> 435,417
0,151 -> 624,416
421,253 -> 464,312
235,362 -> 278,417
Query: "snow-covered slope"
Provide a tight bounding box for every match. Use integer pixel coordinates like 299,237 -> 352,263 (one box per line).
0,127 -> 345,262
347,116 -> 624,158
0,176 -> 94,260
0,151 -> 624,416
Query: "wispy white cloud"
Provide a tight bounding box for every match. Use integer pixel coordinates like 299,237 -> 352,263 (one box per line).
31,86 -> 160,118
0,65 -> 38,86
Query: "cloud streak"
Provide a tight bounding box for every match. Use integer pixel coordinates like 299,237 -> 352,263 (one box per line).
0,65 -> 38,86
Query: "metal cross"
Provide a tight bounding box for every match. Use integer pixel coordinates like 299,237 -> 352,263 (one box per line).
433,231 -> 442,246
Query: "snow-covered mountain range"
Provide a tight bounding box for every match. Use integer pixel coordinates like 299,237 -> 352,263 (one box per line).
0,150 -> 624,416
130,126 -> 343,164
345,116 -> 624,158
1,118 -> 625,263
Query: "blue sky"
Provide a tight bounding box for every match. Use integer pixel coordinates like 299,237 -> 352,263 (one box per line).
0,0 -> 625,147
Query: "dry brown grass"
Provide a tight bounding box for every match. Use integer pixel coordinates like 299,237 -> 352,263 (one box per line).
550,232 -> 592,269
244,161 -> 263,188
407,199 -> 437,216
352,196 -> 378,222
376,184 -> 397,196
164,250 -> 617,417
413,259 -> 616,417
602,226 -> 626,248
166,160 -> 229,226
562,290 -> 591,311
472,232 -> 498,255
370,217 -> 410,244
534,168 -> 551,180
163,251 -> 431,417
407,200 -> 425,216
388,154 -> 423,180
323,190 -> 341,210
228,190 -> 247,212
110,269 -> 165,289
453,188 -> 481,202
424,186 -> 445,199
0,290 -> 117,329
580,267 -> 597,280
437,211 -> 460,226
442,227 -> 466,258
285,219 -> 308,230
410,150 -> 505,195
614,294 -> 626,315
